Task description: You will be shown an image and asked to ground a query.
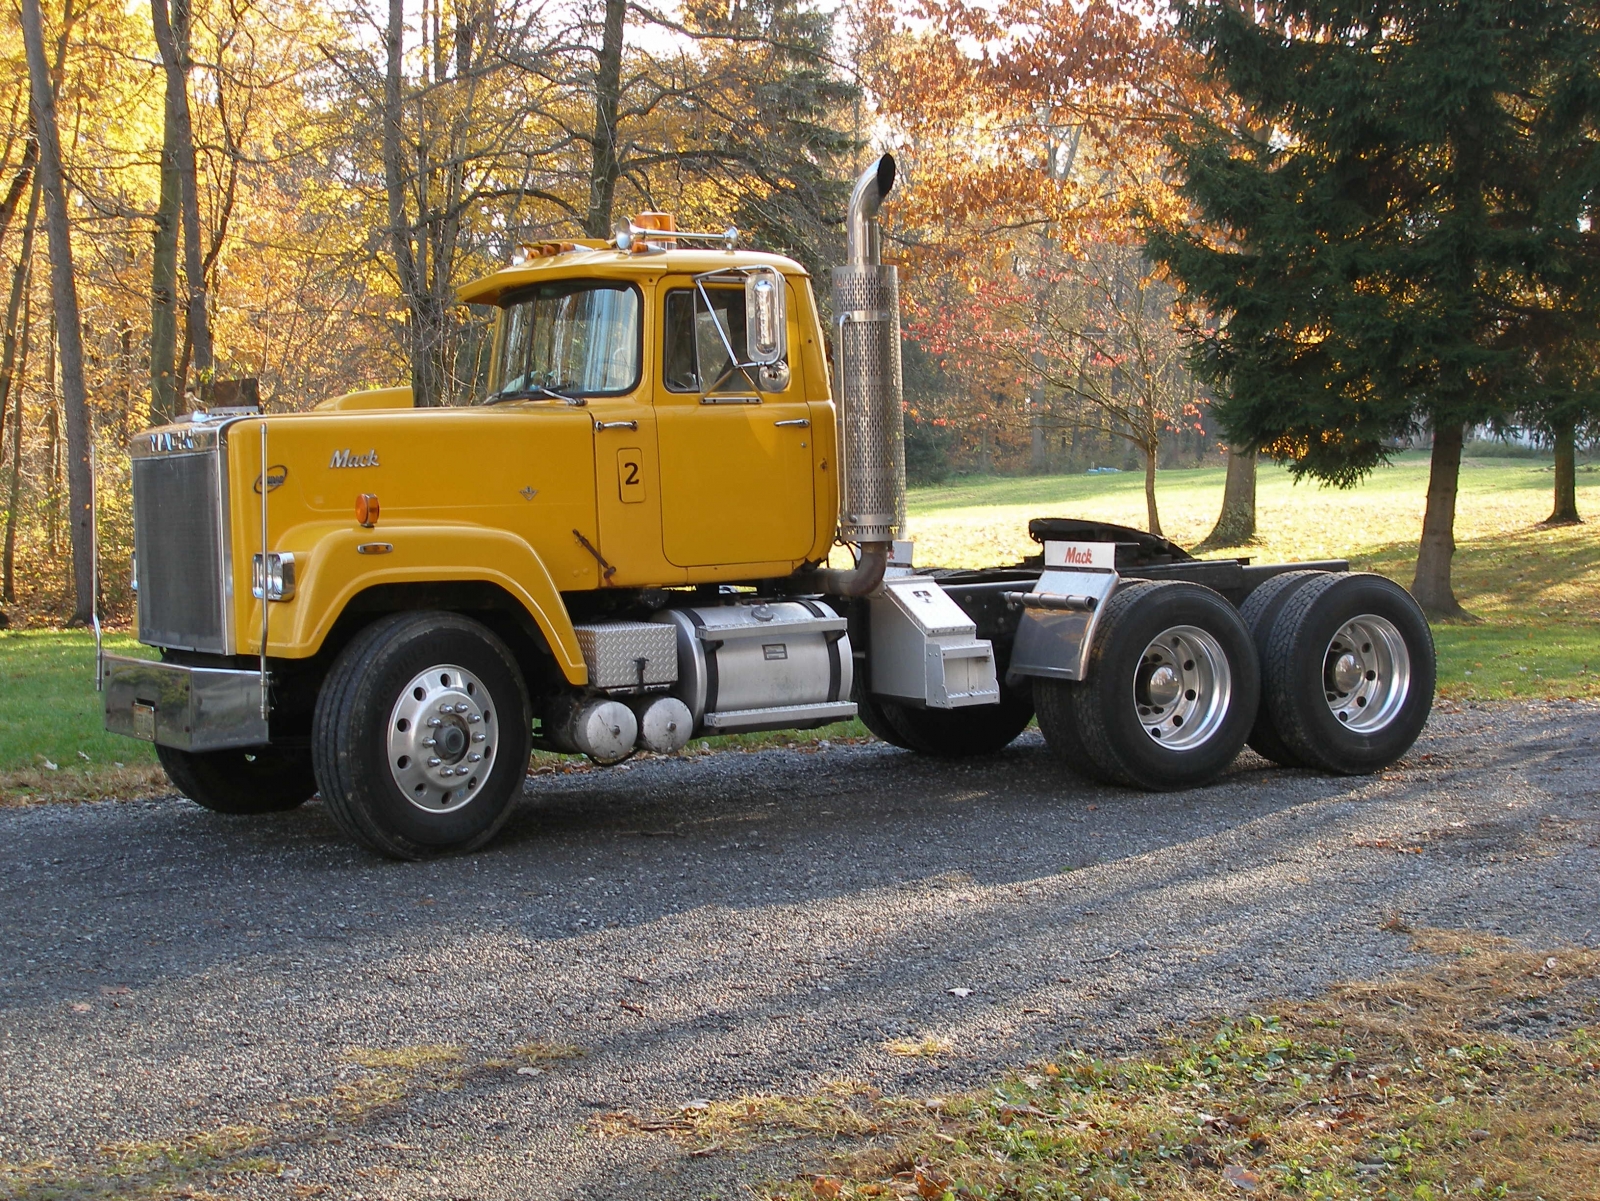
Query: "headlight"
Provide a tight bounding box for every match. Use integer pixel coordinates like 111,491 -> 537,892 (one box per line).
251,552 -> 296,601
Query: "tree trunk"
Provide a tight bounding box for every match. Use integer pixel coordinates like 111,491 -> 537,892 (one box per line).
0,175 -> 39,489
1546,417 -> 1580,525
148,0 -> 184,425
2,280 -> 27,603
583,0 -> 627,239
150,0 -> 212,402
1411,421 -> 1467,619
0,136 -> 38,250
1028,390 -> 1047,473
381,0 -> 435,406
1144,444 -> 1162,536
21,0 -> 94,625
1195,447 -> 1257,551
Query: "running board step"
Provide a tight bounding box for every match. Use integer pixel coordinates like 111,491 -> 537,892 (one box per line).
701,701 -> 858,734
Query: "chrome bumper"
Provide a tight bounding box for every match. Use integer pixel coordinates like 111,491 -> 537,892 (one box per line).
102,654 -> 269,751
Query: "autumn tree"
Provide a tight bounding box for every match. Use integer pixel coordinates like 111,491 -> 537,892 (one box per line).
367,0 -> 553,406
1028,243 -> 1202,535
857,0 -> 1219,486
20,0 -> 92,623
151,0 -> 214,416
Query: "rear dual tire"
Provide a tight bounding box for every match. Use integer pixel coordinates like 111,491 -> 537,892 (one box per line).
875,684 -> 1035,757
1252,573 -> 1434,774
1034,581 -> 1260,790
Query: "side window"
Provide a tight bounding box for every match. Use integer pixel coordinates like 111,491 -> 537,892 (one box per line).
662,288 -> 751,394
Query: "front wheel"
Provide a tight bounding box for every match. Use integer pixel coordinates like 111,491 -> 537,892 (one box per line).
1034,581 -> 1259,790
156,743 -> 317,815
313,612 -> 532,859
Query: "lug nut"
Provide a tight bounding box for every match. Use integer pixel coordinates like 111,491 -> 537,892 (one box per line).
468,714 -> 481,724
439,702 -> 453,713
472,732 -> 486,743
454,703 -> 471,713
468,753 -> 482,763
427,757 -> 442,767
427,717 -> 443,728
423,737 -> 437,748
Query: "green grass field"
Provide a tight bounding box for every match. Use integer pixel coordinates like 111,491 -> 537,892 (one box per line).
0,631 -> 158,774
2,451 -> 1593,792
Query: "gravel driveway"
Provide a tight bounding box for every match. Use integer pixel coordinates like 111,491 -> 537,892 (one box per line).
2,700 -> 1597,1199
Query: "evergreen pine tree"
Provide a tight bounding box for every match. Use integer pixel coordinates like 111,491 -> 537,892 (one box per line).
1149,0 -> 1600,617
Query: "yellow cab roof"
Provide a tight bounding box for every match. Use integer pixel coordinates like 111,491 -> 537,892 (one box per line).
457,245 -> 809,307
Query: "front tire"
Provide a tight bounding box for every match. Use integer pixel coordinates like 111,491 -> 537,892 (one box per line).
313,612 -> 532,859
1261,573 -> 1434,774
1034,581 -> 1259,790
156,743 -> 316,815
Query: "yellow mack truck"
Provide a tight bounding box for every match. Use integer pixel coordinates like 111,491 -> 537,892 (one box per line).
100,156 -> 1436,859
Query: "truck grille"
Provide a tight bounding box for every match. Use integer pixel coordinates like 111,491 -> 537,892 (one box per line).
132,439 -> 229,652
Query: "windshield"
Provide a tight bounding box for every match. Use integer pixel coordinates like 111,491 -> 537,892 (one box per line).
488,281 -> 640,400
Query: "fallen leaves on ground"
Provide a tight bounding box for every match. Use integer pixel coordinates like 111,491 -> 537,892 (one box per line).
592,929 -> 1599,1200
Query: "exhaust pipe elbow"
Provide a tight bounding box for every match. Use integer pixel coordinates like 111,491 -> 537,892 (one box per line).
846,154 -> 897,267
811,542 -> 889,599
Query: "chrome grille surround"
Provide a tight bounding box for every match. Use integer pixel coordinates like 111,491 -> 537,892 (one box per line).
130,423 -> 234,653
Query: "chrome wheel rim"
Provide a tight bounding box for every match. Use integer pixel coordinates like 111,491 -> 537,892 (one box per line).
1133,625 -> 1232,751
1324,615 -> 1410,732
387,663 -> 495,813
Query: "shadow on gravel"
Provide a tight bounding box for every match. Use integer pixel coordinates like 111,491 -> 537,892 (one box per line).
2,708 -> 1580,1013
1,705 -> 1597,1198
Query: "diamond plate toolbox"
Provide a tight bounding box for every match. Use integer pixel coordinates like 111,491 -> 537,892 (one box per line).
573,622 -> 679,691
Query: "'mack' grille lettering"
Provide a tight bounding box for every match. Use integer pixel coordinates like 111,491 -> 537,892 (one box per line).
329,448 -> 380,468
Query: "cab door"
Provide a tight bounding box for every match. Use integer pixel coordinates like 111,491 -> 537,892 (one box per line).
592,394 -> 681,586
653,277 -> 815,568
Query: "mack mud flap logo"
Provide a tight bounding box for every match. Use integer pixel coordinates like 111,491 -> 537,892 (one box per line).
329,448 -> 380,469
253,465 -> 288,494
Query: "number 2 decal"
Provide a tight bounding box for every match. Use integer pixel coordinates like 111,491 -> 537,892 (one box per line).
617,447 -> 645,504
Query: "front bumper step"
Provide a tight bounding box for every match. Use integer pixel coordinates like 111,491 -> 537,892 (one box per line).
103,654 -> 268,751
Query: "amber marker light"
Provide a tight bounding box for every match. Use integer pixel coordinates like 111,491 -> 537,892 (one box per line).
356,493 -> 380,528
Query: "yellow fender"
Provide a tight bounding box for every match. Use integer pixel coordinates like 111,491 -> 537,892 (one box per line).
267,522 -> 588,686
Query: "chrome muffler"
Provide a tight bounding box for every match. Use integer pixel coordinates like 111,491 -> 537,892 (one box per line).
819,154 -> 905,596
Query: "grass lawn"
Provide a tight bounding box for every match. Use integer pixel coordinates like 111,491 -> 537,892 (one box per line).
0,631 -> 158,773
2,451 -> 1593,794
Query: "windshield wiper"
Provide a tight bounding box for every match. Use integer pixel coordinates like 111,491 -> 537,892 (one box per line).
483,383 -> 586,406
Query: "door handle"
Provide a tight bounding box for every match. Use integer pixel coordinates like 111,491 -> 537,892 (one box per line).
773,418 -> 810,428
594,419 -> 639,431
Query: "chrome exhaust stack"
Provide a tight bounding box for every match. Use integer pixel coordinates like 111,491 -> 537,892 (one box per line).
815,154 -> 905,598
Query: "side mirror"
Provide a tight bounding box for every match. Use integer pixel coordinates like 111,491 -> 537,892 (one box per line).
744,267 -> 787,366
